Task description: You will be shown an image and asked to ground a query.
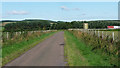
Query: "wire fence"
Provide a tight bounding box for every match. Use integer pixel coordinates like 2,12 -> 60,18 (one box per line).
79,29 -> 120,42
1,30 -> 57,43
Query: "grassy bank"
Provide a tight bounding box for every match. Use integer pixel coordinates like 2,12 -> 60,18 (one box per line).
2,31 -> 56,66
64,31 -> 114,66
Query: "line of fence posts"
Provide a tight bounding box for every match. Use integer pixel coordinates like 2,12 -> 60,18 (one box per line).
3,30 -> 52,41
80,29 -> 115,41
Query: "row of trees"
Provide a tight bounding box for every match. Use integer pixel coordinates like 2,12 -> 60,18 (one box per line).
3,20 -> 120,32
4,20 -> 55,32
51,20 -> 120,29
88,20 -> 120,29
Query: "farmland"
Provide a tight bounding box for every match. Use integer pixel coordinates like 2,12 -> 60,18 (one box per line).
1,19 -> 120,66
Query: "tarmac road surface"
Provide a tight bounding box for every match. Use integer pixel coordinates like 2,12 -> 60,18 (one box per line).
5,31 -> 65,66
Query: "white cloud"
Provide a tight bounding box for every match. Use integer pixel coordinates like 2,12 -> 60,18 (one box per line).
60,6 -> 80,11
2,15 -> 10,18
8,10 -> 29,15
73,8 -> 80,11
81,13 -> 86,16
61,6 -> 69,11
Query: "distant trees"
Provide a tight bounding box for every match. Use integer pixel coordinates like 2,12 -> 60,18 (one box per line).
88,21 -> 120,29
55,21 -> 69,30
4,20 -> 51,32
70,21 -> 84,28
4,20 -> 120,32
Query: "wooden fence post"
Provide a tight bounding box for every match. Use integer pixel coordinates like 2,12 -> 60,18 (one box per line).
112,32 -> 114,41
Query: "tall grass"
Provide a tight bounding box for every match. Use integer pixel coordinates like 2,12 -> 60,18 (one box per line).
64,31 -> 118,66
2,31 -> 56,66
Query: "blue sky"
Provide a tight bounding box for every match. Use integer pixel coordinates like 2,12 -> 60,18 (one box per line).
1,0 -> 119,2
2,2 -> 118,21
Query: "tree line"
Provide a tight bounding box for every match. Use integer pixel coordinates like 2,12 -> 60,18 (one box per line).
3,20 -> 120,32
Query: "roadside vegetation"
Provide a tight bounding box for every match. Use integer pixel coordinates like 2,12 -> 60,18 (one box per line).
64,31 -> 119,66
2,31 -> 56,66
1,19 -> 120,66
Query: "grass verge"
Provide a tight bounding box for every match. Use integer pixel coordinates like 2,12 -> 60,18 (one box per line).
2,31 -> 56,66
64,31 -> 112,66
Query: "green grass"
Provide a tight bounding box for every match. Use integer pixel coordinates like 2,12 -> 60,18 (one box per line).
64,31 -> 111,66
0,26 -> 4,32
2,31 -> 56,66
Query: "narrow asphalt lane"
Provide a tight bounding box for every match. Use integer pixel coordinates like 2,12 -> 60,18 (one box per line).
5,31 -> 65,66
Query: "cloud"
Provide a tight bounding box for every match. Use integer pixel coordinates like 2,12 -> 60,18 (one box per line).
8,10 -> 29,15
61,6 -> 69,11
2,15 -> 10,18
81,13 -> 86,16
60,6 -> 80,11
73,8 -> 80,11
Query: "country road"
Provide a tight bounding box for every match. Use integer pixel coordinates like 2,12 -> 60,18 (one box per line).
5,31 -> 65,66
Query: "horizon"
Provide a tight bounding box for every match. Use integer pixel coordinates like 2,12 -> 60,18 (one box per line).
1,19 -> 119,22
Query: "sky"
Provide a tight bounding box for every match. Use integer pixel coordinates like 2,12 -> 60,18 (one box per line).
1,0 -> 120,2
1,2 -> 118,21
